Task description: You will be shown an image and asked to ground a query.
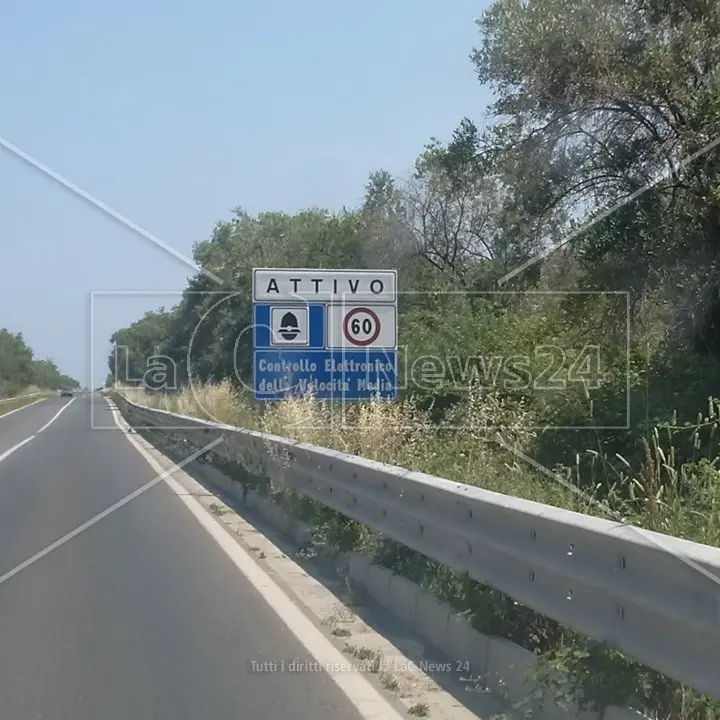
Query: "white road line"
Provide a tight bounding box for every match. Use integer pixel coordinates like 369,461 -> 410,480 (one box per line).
36,397 -> 76,433
108,399 -> 406,720
0,436 -> 223,587
0,392 -> 41,404
0,398 -> 46,421
0,436 -> 36,465
0,398 -> 72,466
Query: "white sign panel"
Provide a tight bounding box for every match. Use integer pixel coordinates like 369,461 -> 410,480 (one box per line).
270,306 -> 309,346
253,269 -> 396,303
327,304 -> 397,349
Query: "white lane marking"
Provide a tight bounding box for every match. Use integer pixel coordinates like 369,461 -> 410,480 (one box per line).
0,392 -> 42,404
0,398 -> 46,421
36,397 -> 77,433
108,400 -> 406,720
0,398 -> 72,467
0,436 -> 224,587
0,435 -> 36,465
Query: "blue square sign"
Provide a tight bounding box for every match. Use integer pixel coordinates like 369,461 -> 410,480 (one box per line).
252,268 -> 397,401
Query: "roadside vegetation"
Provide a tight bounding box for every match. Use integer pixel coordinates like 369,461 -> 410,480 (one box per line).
0,388 -> 44,416
0,328 -> 79,401
117,379 -> 720,719
110,1 -> 720,717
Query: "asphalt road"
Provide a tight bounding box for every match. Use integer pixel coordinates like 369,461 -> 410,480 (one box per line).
0,394 -> 365,720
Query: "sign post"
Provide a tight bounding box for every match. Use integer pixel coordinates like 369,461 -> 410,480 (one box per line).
252,268 -> 398,401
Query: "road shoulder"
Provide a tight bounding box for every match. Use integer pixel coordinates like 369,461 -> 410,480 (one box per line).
109,398 -> 498,720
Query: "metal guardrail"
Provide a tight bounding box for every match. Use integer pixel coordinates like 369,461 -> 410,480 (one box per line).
113,392 -> 720,699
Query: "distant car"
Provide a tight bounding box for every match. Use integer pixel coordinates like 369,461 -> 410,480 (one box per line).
60,388 -> 74,397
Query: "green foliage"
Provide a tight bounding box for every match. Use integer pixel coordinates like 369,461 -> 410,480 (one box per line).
0,329 -> 33,395
108,1 -> 720,715
0,328 -> 78,395
31,359 -> 79,392
108,309 -> 175,387
535,635 -> 720,719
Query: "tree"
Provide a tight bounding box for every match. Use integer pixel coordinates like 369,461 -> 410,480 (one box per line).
108,309 -> 175,387
472,0 -> 720,315
467,0 -> 720,425
0,329 -> 78,395
31,358 -> 79,391
0,329 -> 34,395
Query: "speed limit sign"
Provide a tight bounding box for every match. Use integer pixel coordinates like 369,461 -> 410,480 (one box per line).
327,304 -> 396,349
343,307 -> 381,346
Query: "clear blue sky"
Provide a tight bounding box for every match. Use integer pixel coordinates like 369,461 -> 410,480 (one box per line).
0,0 -> 493,388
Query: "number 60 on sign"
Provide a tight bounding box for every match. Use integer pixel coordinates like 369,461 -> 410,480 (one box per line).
327,304 -> 397,349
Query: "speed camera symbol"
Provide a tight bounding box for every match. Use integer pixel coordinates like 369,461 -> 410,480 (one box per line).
270,307 -> 309,346
279,312 -> 300,340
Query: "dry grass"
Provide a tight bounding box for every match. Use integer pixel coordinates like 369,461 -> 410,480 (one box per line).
0,385 -> 44,402
117,382 -> 587,515
119,381 -> 260,428
114,380 -> 720,717
0,391 -> 46,416
115,380 -> 720,548
0,399 -> 34,416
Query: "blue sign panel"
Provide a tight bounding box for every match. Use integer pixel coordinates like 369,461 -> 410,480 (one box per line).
253,350 -> 397,400
252,268 -> 398,401
253,304 -> 325,349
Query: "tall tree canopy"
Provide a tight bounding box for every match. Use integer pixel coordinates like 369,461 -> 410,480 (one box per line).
108,0 -> 720,449
0,328 -> 78,395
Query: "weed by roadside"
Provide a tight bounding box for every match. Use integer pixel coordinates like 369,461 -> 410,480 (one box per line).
0,392 -> 46,416
115,381 -> 720,718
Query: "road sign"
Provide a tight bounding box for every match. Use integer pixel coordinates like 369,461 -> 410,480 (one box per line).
344,307 -> 380,345
327,303 -> 396,349
270,307 -> 308,346
252,268 -> 398,401
253,350 -> 397,400
253,268 -> 396,303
